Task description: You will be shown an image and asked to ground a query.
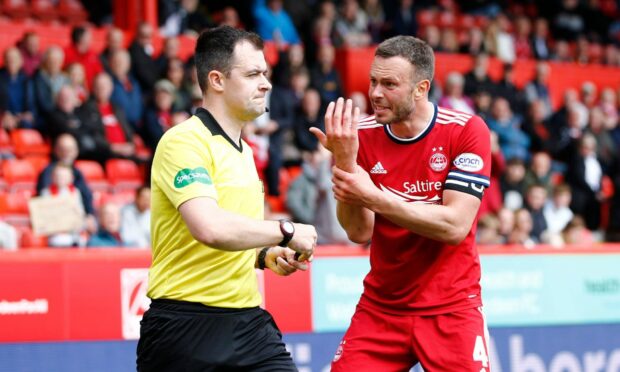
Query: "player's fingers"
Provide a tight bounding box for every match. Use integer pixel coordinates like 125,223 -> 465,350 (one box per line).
333,97 -> 344,136
309,127 -> 328,148
324,101 -> 335,135
288,258 -> 309,271
343,99 -> 353,135
352,106 -> 360,137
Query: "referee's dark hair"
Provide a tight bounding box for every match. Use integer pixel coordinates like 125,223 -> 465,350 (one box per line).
195,26 -> 263,93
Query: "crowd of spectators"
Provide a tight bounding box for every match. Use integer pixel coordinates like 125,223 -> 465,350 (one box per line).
1,0 -> 620,249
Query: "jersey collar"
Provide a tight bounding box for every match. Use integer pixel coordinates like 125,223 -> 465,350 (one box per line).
384,103 -> 437,145
195,107 -> 243,153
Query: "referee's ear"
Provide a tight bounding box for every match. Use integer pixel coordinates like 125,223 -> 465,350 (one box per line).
208,70 -> 226,93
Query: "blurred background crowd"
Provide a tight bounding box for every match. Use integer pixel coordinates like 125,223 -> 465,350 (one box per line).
1,0 -> 620,250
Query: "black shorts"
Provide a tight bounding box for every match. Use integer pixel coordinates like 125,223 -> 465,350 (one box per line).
136,299 -> 297,372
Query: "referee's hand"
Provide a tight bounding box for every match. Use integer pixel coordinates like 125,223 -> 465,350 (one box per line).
288,223 -> 317,262
264,247 -> 309,276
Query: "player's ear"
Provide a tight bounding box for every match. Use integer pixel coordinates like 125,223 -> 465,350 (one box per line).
414,79 -> 431,100
207,70 -> 225,93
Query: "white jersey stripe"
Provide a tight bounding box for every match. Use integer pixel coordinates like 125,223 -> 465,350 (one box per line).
447,172 -> 490,186
445,179 -> 469,187
438,108 -> 473,121
436,113 -> 468,125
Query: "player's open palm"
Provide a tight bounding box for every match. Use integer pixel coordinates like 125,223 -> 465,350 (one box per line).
310,97 -> 360,173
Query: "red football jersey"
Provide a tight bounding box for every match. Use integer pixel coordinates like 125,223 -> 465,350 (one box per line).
356,104 -> 491,315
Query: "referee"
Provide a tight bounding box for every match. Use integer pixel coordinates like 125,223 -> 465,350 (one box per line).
137,26 -> 317,371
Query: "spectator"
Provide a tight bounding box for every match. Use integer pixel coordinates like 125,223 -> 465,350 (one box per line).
263,76 -> 296,196
461,27 -> 485,55
497,207 -> 516,243
438,28 -> 460,54
565,133 -> 606,230
524,184 -> 549,242
438,72 -> 475,114
128,22 -> 159,93
485,14 -> 516,63
311,43 -> 344,114
66,62 -> 88,104
464,53 -> 496,97
334,0 -> 371,47
514,16 -> 534,60
0,220 -> 18,250
386,0 -> 419,38
286,146 -> 352,245
501,158 -> 527,210
531,17 -> 552,60
155,36 -> 180,77
32,46 -> 69,130
63,25 -> 104,88
550,39 -> 574,62
598,87 -> 619,129
421,25 -> 441,50
523,151 -> 555,194
507,208 -> 536,247
219,6 -> 243,29
272,43 -> 306,88
562,215 -> 595,244
581,81 -> 598,109
89,72 -> 137,161
253,0 -> 301,46
479,131 -> 505,217
120,186 -> 151,248
109,50 -> 143,130
159,0 -> 212,37
141,79 -> 177,151
548,102 -> 585,163
586,106 -> 615,169
0,47 -> 35,130
495,64 -> 526,114
294,88 -> 323,152
522,100 -> 552,153
487,97 -> 531,161
40,164 -> 86,247
524,62 -> 553,119
349,90 -> 369,117
364,0 -> 385,43
543,183 -> 574,240
36,133 -> 97,233
88,202 -> 123,247
45,85 -> 82,139
18,31 -> 43,77
476,213 -> 503,245
473,89 -> 493,121
164,58 -> 192,113
100,27 -> 125,74
552,0 -> 587,41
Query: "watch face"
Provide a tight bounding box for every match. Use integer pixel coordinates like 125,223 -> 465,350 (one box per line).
282,221 -> 294,234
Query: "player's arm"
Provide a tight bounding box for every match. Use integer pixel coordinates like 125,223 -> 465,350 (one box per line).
332,166 -> 480,245
178,195 -> 316,258
336,201 -> 374,244
371,188 -> 480,245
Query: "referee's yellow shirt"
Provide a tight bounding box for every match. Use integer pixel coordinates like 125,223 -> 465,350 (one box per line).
147,108 -> 264,308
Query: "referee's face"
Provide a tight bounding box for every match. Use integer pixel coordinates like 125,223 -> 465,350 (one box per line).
225,41 -> 272,122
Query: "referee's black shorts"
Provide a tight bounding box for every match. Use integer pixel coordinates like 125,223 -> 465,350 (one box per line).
136,299 -> 297,372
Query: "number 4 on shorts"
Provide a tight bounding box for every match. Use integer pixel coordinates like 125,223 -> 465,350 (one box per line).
472,335 -> 489,370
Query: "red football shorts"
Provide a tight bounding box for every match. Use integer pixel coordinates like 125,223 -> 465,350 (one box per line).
331,304 -> 491,372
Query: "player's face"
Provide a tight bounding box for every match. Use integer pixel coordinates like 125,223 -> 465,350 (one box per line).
369,56 -> 416,124
225,41 -> 272,121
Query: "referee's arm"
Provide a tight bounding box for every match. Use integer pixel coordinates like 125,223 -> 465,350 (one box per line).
179,196 -> 316,256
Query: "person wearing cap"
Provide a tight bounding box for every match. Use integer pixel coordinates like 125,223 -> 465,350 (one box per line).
141,79 -> 178,150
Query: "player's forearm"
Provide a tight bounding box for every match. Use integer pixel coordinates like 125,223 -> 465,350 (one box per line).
369,194 -> 470,245
197,212 -> 283,251
336,201 -> 374,244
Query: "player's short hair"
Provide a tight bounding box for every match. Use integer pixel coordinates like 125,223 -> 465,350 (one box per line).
375,35 -> 435,83
194,25 -> 263,92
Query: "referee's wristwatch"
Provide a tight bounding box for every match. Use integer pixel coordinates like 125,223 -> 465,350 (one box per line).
278,219 -> 295,247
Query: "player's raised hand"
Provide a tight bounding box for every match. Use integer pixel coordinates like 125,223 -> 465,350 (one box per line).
264,246 -> 309,276
287,223 -> 317,262
310,97 -> 360,173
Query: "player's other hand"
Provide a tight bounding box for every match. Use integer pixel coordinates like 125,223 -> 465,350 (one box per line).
309,97 -> 360,173
288,223 -> 317,262
265,246 -> 309,276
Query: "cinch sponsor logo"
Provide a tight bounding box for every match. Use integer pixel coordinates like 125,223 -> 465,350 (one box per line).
453,153 -> 483,172
0,299 -> 48,315
174,167 -> 212,188
403,180 -> 442,194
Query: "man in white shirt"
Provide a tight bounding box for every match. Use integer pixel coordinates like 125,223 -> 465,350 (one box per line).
120,186 -> 151,248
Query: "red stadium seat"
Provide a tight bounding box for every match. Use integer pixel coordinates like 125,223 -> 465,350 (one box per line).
75,160 -> 109,192
31,0 -> 59,22
58,0 -> 88,24
17,225 -> 48,248
10,129 -> 51,158
1,0 -> 30,20
105,159 -> 142,192
24,155 -> 50,175
1,158 -> 37,192
0,128 -> 13,155
0,190 -> 31,226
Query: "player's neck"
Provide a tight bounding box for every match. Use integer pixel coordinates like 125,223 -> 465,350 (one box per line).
390,101 -> 434,138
